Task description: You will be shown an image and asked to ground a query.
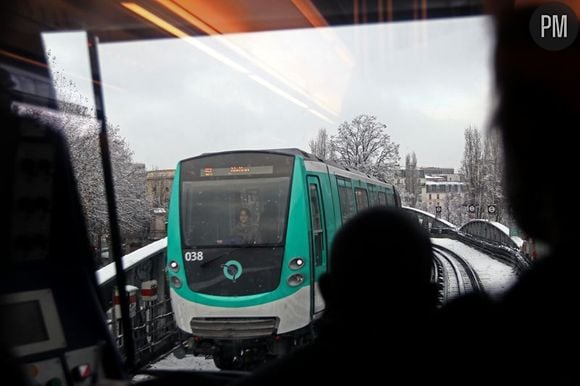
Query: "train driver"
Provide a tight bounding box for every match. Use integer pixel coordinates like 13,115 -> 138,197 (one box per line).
218,208 -> 260,245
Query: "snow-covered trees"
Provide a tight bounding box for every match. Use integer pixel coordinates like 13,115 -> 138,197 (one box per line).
482,130 -> 505,222
462,126 -> 484,215
309,115 -> 400,182
404,152 -> 419,207
16,104 -> 151,263
17,58 -> 150,264
308,128 -> 331,160
63,119 -> 150,254
461,126 -> 506,221
332,115 -> 400,182
442,192 -> 466,225
393,152 -> 420,208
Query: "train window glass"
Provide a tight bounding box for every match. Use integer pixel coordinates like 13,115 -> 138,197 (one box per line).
386,192 -> 395,206
39,32 -> 130,266
14,5 -> 497,372
368,187 -> 379,206
181,177 -> 291,247
180,153 -> 293,247
337,178 -> 356,222
377,191 -> 387,206
355,188 -> 369,211
308,183 -> 324,266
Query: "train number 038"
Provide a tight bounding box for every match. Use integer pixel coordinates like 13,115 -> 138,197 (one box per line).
184,251 -> 204,261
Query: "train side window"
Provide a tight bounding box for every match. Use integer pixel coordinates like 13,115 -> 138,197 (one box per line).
385,187 -> 396,206
377,191 -> 387,206
336,177 -> 356,223
308,183 -> 324,267
368,187 -> 378,206
355,188 -> 369,211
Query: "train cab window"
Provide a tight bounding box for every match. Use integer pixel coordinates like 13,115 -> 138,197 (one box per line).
337,177 -> 356,223
355,188 -> 369,211
180,153 -> 293,247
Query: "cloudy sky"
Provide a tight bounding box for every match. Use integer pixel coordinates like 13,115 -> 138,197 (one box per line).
43,15 -> 494,171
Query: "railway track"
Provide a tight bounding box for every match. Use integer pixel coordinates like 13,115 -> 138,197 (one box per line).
432,244 -> 483,303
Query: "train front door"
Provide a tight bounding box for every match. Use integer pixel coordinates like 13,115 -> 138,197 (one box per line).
306,176 -> 327,318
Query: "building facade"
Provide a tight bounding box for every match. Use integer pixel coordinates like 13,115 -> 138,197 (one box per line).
145,169 -> 175,240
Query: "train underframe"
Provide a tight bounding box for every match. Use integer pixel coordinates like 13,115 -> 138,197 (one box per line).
189,324 -> 315,370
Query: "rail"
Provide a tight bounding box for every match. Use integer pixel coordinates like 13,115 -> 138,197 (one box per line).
432,228 -> 530,274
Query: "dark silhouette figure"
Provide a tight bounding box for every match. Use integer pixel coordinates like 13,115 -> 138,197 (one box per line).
438,3 -> 580,384
490,3 -> 580,384
233,207 -> 438,386
0,68 -> 127,384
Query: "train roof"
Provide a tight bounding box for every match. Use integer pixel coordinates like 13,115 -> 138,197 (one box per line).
191,148 -> 384,183
199,148 -> 318,160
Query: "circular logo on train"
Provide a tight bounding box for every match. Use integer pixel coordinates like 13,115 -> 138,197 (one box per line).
223,260 -> 243,281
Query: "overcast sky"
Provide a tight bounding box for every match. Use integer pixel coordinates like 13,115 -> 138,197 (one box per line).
43,15 -> 494,171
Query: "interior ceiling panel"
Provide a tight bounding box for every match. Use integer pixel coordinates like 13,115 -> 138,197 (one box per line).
1,0 -> 484,62
2,0 -> 485,39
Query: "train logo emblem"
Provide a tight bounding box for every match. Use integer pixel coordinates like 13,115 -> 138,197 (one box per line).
223,260 -> 243,281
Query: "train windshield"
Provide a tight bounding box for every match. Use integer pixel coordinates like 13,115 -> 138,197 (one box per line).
179,152 -> 294,248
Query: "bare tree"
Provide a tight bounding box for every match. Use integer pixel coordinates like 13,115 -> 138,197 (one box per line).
482,130 -> 505,222
404,152 -> 419,207
461,126 -> 507,222
461,126 -> 484,217
443,192 -> 466,225
308,128 -> 331,160
330,114 -> 400,182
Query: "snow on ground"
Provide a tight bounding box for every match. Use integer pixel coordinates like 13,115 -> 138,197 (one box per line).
431,238 -> 518,297
147,353 -> 218,371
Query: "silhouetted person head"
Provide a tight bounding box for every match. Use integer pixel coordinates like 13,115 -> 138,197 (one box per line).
476,4 -> 580,383
491,0 -> 580,247
319,207 -> 436,333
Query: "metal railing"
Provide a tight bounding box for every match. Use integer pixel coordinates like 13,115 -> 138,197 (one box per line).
97,239 -> 181,369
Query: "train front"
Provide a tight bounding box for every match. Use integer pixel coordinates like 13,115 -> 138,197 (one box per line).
166,151 -> 312,368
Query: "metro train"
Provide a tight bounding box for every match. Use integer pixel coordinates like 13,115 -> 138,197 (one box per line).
166,149 -> 401,369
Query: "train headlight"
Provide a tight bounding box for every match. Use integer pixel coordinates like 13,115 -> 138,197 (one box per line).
289,257 -> 305,270
287,274 -> 304,287
169,261 -> 179,272
170,276 -> 182,289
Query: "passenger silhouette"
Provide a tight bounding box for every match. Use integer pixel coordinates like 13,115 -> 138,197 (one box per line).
436,3 -> 580,384
488,3 -> 580,384
233,207 -> 438,385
